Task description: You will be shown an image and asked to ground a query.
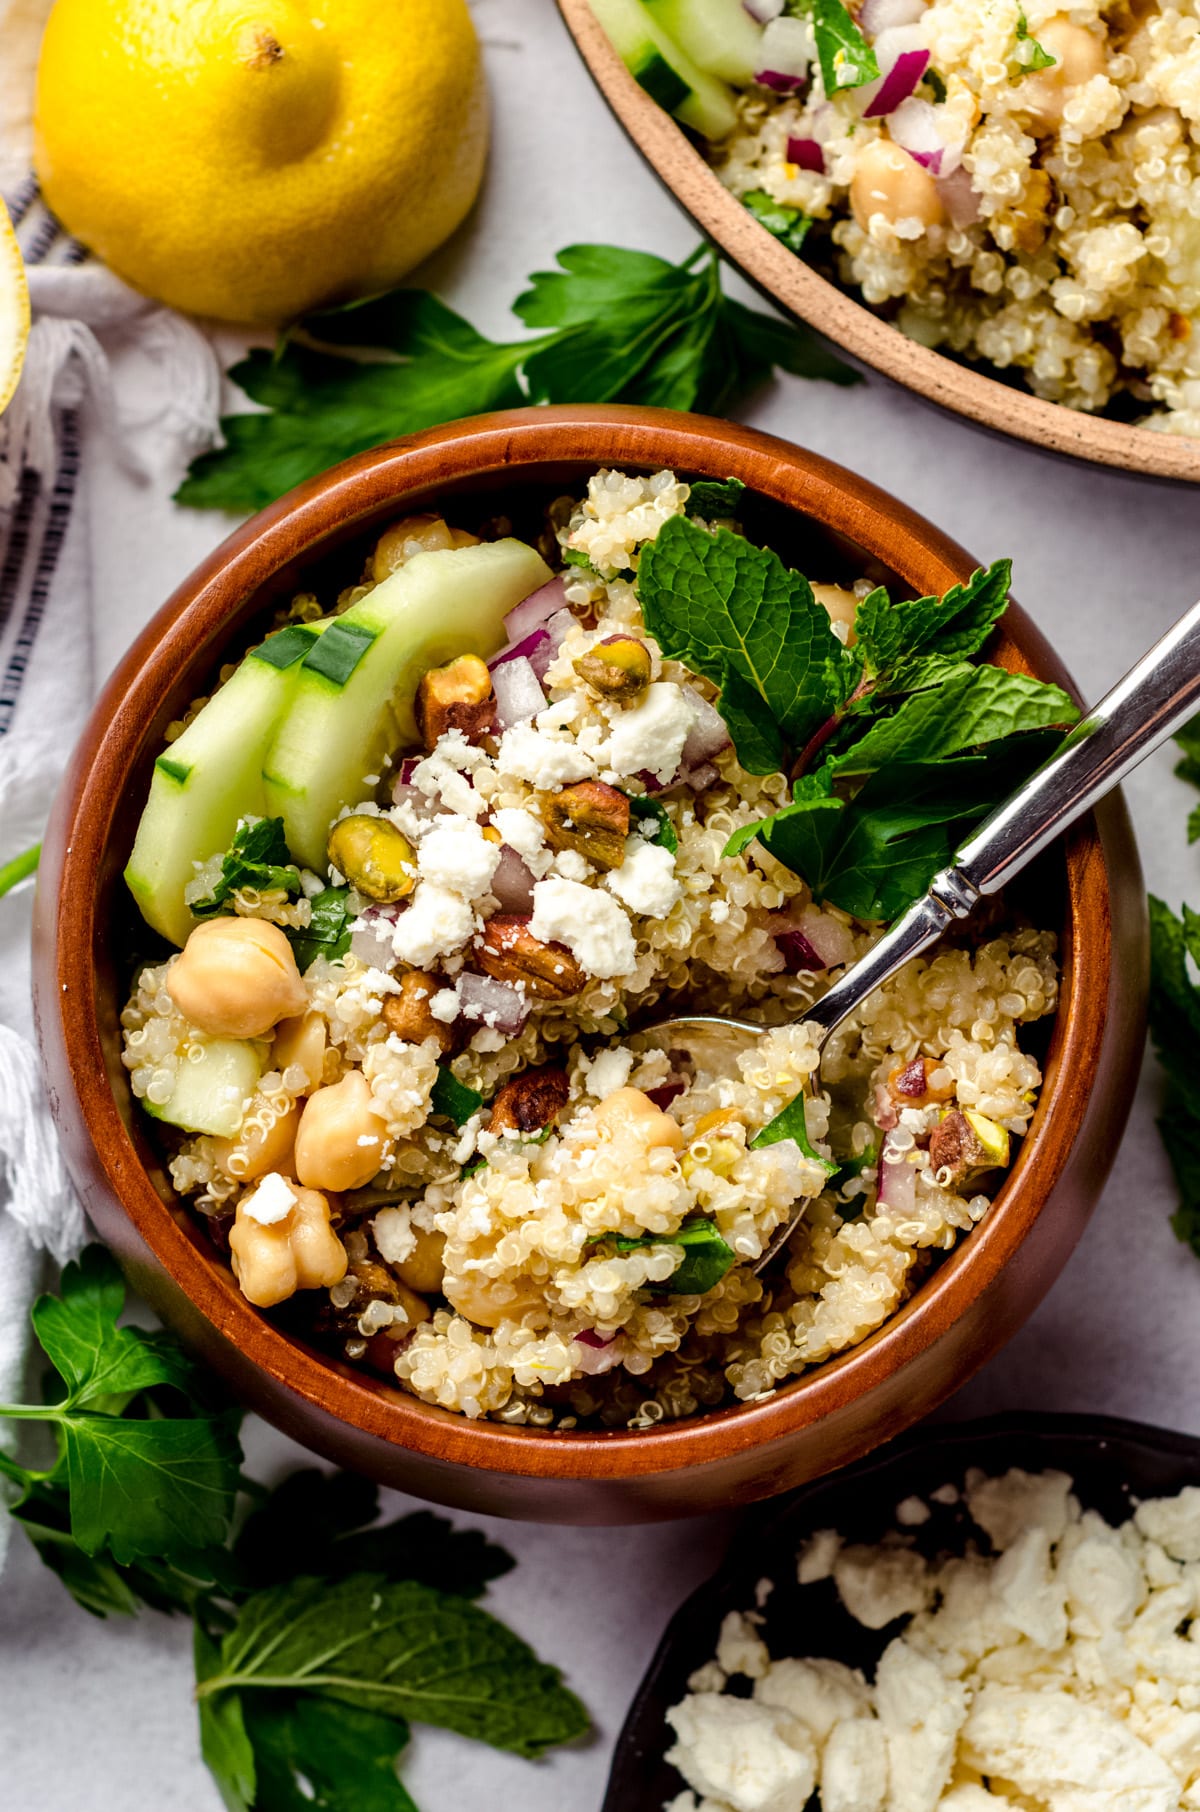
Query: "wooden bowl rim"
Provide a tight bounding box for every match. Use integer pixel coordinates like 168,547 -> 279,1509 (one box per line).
556,0 -> 1200,486
45,404 -> 1114,1483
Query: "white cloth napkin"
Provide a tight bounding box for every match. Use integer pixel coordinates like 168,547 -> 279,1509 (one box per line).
0,180 -> 224,1568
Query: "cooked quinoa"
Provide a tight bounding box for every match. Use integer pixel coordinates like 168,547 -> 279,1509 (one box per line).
120,468 -> 1058,1429
715,0 -> 1200,432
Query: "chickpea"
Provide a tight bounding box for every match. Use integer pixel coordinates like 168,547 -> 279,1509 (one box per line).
168,917 -> 308,1039
1016,18 -> 1105,132
371,515 -> 480,581
850,139 -> 946,232
295,1070 -> 390,1192
397,1225 -> 445,1296
811,584 -> 858,643
443,1267 -> 544,1330
591,1086 -> 684,1153
229,1182 -> 346,1308
272,1011 -> 327,1093
212,1099 -> 301,1182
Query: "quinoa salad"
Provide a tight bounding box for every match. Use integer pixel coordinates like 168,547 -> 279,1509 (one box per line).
597,0 -> 1200,434
119,468 -> 1070,1430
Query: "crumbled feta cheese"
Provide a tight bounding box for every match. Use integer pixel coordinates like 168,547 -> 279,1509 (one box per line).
895,1495 -> 931,1527
417,819 -> 501,900
491,806 -> 546,858
553,849 -> 592,883
833,1544 -> 931,1630
820,1717 -> 887,1812
664,1694 -> 817,1812
585,1046 -> 634,1099
607,839 -> 681,916
529,877 -> 637,979
755,1658 -> 870,1741
411,731 -> 488,818
717,1611 -> 770,1681
390,882 -> 476,967
875,1638 -> 966,1812
991,1527 -> 1067,1649
240,1171 -> 297,1225
496,721 -> 597,787
1136,1488 -> 1200,1562
962,1685 -> 1177,1810
605,681 -> 695,784
966,1467 -> 1074,1551
797,1528 -> 841,1584
430,987 -> 460,1024
373,1204 -> 417,1265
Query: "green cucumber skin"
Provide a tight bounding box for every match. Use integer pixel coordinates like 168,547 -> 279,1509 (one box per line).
263,539 -> 552,872
645,0 -> 763,85
125,627 -> 321,949
143,1037 -> 261,1138
589,0 -> 738,138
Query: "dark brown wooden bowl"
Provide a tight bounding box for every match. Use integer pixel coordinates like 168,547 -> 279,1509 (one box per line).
31,406 -> 1147,1524
557,0 -> 1200,485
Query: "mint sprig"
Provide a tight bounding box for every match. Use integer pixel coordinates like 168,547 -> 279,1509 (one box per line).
788,0 -> 880,91
177,246 -> 858,513
637,518 -> 1077,922
189,816 -> 301,918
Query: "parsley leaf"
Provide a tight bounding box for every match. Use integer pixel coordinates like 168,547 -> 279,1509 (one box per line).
288,884 -> 352,972
178,246 -> 857,512
196,1625 -> 258,1812
789,0 -> 880,91
1014,9 -> 1057,72
62,1412 -> 243,1565
742,190 -> 813,256
751,1092 -> 838,1172
630,795 -> 679,854
1174,713 -> 1200,844
243,1697 -> 418,1812
1149,897 -> 1200,1256
686,477 -> 747,520
639,516 -> 851,764
601,1216 -> 737,1295
430,1066 -> 484,1126
32,1245 -> 203,1409
189,817 -> 301,918
201,1574 -> 589,1758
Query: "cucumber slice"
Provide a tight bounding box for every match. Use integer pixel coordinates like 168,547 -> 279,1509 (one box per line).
590,0 -> 739,139
143,1038 -> 260,1139
645,0 -> 763,85
263,538 -> 552,872
125,623 -> 324,949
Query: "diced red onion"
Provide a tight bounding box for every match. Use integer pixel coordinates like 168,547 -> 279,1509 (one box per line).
887,96 -> 946,170
756,67 -> 804,92
572,1333 -> 626,1376
576,1327 -> 617,1350
893,1057 -> 928,1099
396,757 -> 421,787
502,576 -> 566,645
877,1130 -> 916,1214
646,1080 -> 686,1111
937,164 -> 981,228
862,45 -> 929,116
680,760 -> 720,792
491,656 -> 546,730
787,135 -> 826,173
545,607 -> 576,647
681,686 -> 732,769
797,906 -> 857,969
491,626 -> 549,670
457,971 -> 529,1035
389,781 -> 439,821
755,15 -> 812,87
874,1082 -> 899,1132
743,0 -> 783,20
490,844 -> 536,912
772,927 -> 827,973
349,903 -> 401,970
859,0 -> 926,32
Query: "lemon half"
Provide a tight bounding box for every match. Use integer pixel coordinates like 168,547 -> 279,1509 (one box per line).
0,200 -> 30,415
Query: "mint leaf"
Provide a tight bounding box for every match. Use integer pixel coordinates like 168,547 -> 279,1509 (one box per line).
63,1412 -> 242,1564
204,1575 -> 589,1758
235,1471 -> 514,1600
829,667 -> 1076,777
686,477 -> 747,519
791,0 -> 880,91
751,1093 -> 837,1172
244,1696 -> 417,1812
189,817 -> 300,919
1014,9 -> 1057,71
179,248 -> 855,512
605,1216 -> 737,1295
288,885 -> 352,973
431,1066 -> 484,1127
639,517 -> 851,756
855,562 -> 1013,681
716,662 -> 790,775
197,1625 -> 257,1812
742,190 -> 812,256
630,795 -> 679,854
723,768 -> 842,861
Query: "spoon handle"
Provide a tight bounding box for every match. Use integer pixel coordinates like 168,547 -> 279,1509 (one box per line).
806,595 -> 1200,1037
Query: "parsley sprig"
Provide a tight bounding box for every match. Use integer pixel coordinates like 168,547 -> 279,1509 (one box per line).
637,518 -> 1077,921
1149,713 -> 1200,1257
787,0 -> 880,92
190,816 -> 351,971
4,1248 -> 588,1809
177,244 -> 858,513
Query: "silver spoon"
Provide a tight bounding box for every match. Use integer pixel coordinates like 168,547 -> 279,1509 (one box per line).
635,594 -> 1200,1271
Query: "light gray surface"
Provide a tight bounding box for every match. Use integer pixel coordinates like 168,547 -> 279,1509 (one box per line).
5,1 -> 1200,1807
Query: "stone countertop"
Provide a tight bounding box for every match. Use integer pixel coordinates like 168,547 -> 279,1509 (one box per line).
4,1 -> 1200,1807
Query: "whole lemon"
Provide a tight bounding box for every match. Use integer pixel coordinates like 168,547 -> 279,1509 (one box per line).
33,0 -> 488,325
0,200 -> 31,415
